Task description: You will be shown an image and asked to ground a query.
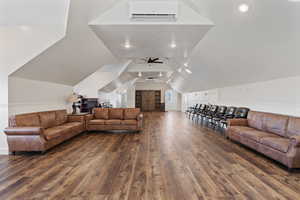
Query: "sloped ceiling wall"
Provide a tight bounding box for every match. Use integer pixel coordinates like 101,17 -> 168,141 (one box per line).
173,0 -> 300,93
0,0 -> 69,74
10,0 -> 119,86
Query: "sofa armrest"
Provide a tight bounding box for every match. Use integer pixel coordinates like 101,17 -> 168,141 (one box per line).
67,115 -> 85,123
290,136 -> 300,147
137,113 -> 143,121
227,119 -> 248,127
4,127 -> 44,136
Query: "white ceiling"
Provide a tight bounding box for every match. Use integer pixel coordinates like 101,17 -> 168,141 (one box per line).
173,0 -> 300,92
5,0 -> 300,95
9,0 -> 119,86
90,0 -> 213,61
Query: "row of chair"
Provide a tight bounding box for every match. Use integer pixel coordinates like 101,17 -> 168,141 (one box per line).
185,104 -> 250,128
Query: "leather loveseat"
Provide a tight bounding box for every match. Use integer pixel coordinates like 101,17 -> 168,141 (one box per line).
4,110 -> 85,153
227,111 -> 300,169
86,108 -> 143,131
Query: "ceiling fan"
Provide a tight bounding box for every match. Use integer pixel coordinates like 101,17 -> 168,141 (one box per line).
141,57 -> 164,64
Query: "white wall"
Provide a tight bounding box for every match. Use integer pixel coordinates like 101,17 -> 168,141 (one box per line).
0,70 -> 9,154
98,91 -> 122,108
165,89 -> 182,111
126,86 -> 136,108
74,63 -> 129,98
182,76 -> 300,117
9,77 -> 73,115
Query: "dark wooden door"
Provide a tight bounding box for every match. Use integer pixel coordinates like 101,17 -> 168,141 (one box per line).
142,91 -> 156,112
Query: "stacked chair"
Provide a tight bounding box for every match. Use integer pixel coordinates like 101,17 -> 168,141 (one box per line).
187,104 -> 250,131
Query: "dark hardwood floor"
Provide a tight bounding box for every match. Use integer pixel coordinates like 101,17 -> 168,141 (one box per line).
0,112 -> 300,200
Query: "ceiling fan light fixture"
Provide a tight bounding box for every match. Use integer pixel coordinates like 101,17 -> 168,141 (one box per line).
138,72 -> 142,77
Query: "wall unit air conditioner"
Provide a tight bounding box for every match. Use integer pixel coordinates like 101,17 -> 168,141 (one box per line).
129,1 -> 178,21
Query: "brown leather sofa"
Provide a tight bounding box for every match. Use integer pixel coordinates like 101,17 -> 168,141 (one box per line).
4,110 -> 85,153
227,111 -> 300,169
86,108 -> 143,131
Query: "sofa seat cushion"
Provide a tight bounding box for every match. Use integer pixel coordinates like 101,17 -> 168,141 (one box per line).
240,128 -> 278,142
121,120 -> 137,125
61,122 -> 82,130
44,126 -> 69,140
230,126 -> 255,135
260,137 -> 290,153
105,120 -> 121,125
89,119 -> 105,125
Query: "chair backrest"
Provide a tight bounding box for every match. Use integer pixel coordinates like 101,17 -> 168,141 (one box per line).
205,105 -> 212,113
234,107 -> 250,118
199,104 -> 206,111
210,105 -> 219,113
225,107 -> 237,116
217,106 -> 227,115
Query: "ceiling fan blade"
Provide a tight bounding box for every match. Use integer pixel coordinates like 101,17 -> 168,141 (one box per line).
152,58 -> 159,62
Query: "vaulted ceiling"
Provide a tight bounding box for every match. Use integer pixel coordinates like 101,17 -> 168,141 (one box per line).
4,0 -> 300,94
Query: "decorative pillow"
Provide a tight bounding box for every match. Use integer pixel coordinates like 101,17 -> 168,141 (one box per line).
15,113 -> 40,127
39,111 -> 57,129
94,108 -> 109,119
109,108 -> 124,120
124,108 -> 140,120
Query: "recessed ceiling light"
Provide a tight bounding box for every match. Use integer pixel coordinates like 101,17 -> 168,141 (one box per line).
178,68 -> 182,73
170,43 -> 176,48
185,68 -> 192,74
159,72 -> 163,77
138,72 -> 142,77
238,4 -> 249,13
124,42 -> 131,49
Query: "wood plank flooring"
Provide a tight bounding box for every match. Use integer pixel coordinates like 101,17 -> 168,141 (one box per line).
0,112 -> 300,200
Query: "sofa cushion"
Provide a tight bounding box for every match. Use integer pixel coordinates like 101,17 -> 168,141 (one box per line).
89,119 -> 105,125
60,122 -> 83,131
240,128 -> 278,142
105,120 -> 121,125
109,109 -> 124,120
94,108 -> 109,120
124,108 -> 140,120
15,113 -> 40,127
263,113 -> 288,137
287,117 -> 300,137
39,112 -> 57,129
44,126 -> 69,140
247,111 -> 265,130
55,110 -> 68,125
122,120 -> 137,125
229,126 -> 255,135
260,137 -> 290,153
